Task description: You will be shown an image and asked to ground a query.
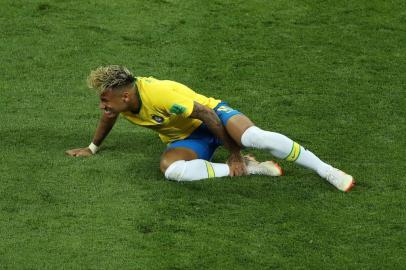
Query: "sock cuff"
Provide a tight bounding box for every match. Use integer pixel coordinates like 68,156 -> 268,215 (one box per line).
241,126 -> 262,147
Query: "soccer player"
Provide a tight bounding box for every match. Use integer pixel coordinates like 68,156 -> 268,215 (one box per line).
66,65 -> 355,192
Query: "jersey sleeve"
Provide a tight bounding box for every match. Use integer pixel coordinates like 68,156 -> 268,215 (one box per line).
152,81 -> 195,117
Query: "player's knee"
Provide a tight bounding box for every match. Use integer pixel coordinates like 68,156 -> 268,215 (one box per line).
160,148 -> 196,174
160,157 -> 174,174
163,160 -> 186,181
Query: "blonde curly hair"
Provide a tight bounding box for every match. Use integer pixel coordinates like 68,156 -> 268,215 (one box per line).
87,65 -> 135,92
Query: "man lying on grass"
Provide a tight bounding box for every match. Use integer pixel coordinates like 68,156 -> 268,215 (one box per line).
66,65 -> 355,192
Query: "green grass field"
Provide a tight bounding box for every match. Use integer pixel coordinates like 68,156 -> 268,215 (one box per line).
1,0 -> 405,269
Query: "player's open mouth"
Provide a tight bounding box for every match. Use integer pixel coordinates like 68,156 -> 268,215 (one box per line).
104,108 -> 114,116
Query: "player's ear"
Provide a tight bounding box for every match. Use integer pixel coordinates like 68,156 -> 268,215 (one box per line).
121,91 -> 130,103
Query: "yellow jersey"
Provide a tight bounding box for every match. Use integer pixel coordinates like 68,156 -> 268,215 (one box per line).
121,77 -> 221,144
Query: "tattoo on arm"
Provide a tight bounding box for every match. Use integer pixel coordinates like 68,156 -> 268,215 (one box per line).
190,102 -> 222,129
190,102 -> 239,152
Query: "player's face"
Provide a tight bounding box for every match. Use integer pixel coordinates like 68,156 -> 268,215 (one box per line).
99,89 -> 129,118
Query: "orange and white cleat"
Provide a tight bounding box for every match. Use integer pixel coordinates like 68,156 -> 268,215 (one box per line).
243,155 -> 283,177
325,167 -> 355,192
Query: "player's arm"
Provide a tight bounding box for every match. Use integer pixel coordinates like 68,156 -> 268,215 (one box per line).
65,113 -> 118,157
190,101 -> 246,176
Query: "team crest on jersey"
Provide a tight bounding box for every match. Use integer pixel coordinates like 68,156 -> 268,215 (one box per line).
152,115 -> 164,123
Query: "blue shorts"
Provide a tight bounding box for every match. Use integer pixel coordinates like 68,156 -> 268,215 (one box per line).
167,102 -> 242,161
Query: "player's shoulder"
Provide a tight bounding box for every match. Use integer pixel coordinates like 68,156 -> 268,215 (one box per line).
137,77 -> 172,103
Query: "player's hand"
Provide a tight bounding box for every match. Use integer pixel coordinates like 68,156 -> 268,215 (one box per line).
65,147 -> 93,157
226,152 -> 247,177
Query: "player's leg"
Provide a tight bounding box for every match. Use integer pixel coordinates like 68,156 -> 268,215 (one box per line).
225,114 -> 331,175
225,114 -> 355,191
160,121 -> 282,181
160,140 -> 230,181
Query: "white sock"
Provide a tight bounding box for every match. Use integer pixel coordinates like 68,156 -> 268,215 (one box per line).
241,126 -> 332,178
164,159 -> 230,181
